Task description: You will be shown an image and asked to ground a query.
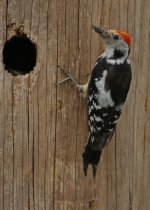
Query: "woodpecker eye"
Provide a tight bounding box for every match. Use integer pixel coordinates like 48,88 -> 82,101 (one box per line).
113,34 -> 119,40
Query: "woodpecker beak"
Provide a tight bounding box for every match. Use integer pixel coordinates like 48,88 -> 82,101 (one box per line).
92,25 -> 111,44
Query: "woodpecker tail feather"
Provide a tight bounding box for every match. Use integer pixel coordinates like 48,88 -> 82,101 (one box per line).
82,138 -> 102,177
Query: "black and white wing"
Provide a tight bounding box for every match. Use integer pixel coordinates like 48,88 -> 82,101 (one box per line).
88,56 -> 131,141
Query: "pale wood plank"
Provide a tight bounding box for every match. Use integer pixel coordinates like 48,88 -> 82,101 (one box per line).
131,0 -> 150,209
45,0 -> 57,209
62,0 -> 79,209
35,1 -> 50,210
0,1 -> 7,210
28,0 -> 40,210
3,75 -> 14,210
6,1 -> 30,210
55,0 -> 68,209
3,2 -> 18,210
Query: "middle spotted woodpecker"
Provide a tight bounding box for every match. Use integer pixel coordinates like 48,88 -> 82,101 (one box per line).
58,25 -> 132,177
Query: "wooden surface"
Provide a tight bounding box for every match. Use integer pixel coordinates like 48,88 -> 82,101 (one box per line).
0,0 -> 150,210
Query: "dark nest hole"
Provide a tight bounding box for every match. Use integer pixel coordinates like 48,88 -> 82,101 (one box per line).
3,33 -> 37,76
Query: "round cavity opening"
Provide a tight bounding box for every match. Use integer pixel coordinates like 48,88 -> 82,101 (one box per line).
3,34 -> 37,76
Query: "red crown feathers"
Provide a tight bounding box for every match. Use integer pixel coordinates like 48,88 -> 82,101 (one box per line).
116,30 -> 132,45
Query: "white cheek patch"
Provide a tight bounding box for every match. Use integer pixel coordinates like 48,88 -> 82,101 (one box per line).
106,48 -> 114,59
95,70 -> 114,108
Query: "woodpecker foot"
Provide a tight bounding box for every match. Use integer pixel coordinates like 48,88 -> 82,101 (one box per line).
57,65 -> 80,87
57,65 -> 89,97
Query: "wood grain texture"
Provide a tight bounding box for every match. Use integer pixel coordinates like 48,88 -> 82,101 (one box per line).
0,0 -> 150,209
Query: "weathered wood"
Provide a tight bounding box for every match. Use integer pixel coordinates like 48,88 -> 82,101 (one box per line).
0,0 -> 150,210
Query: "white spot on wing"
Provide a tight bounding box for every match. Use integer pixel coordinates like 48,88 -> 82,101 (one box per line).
114,115 -> 118,119
116,104 -> 124,111
90,126 -> 95,132
89,94 -> 93,101
103,113 -> 108,117
89,105 -> 94,113
94,104 -> 102,110
97,127 -> 101,131
90,116 -> 94,121
94,114 -> 103,122
113,120 -> 118,124
91,136 -> 94,143
92,100 -> 102,110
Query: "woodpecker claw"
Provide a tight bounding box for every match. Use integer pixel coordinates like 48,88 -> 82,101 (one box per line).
57,65 -> 70,77
57,66 -> 88,98
57,65 -> 80,87
57,77 -> 71,84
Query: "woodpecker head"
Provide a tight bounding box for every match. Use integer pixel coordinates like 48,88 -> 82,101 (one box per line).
92,25 -> 132,62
